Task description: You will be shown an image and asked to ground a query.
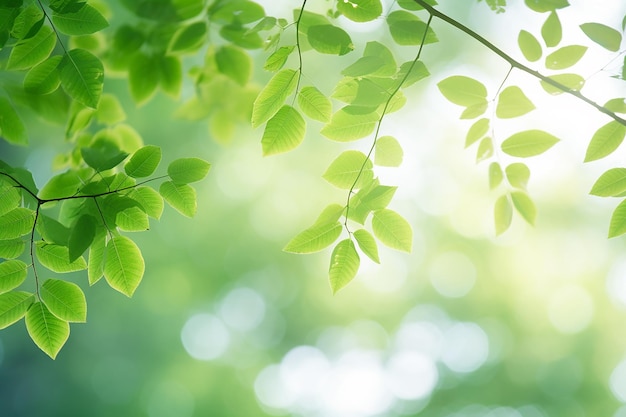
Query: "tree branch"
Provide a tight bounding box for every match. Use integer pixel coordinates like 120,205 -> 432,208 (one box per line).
413,0 -> 626,126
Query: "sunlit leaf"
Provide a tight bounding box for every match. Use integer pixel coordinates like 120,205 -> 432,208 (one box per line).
96,94 -> 126,125
353,229 -> 380,263
41,279 -> 86,322
342,56 -> 385,78
545,45 -> 587,70
321,107 -> 379,141
298,86 -> 332,123
0,208 -> 35,240
25,301 -> 69,359
11,4 -> 44,40
496,86 -> 535,118
604,98 -> 626,114
540,73 -> 585,95
104,235 -> 144,297
511,191 -> 536,225
7,25 -> 55,70
396,60 -> 430,88
397,0 -> 438,10
460,102 -> 488,119
52,3 -> 108,35
387,11 -> 438,45
489,162 -> 503,189
168,158 -> 211,184
36,242 -> 87,273
323,150 -> 374,189
0,291 -> 34,330
476,137 -> 493,163
0,260 -> 27,294
128,186 -> 164,219
88,234 -> 105,285
0,180 -> 21,217
494,194 -> 512,235
363,41 -> 397,77
313,204 -> 345,226
159,181 -> 197,217
518,30 -> 542,61
437,76 -> 488,107
506,163 -> 531,189
216,45 -> 252,86
375,136 -> 403,167
252,69 -> 299,128
59,49 -> 104,108
0,239 -> 26,259
466,118 -> 490,147
501,130 -> 559,157
358,185 -> 397,210
541,11 -> 562,47
524,0 -> 569,13
329,239 -> 360,294
308,24 -> 353,55
81,138 -> 128,171
580,22 -> 622,52
610,199 -> 626,237
283,222 -> 342,254
24,55 -> 62,95
264,46 -> 295,72
372,209 -> 412,252
0,97 -> 27,145
584,121 -> 626,162
261,105 -> 306,156
124,145 -> 162,178
337,0 -> 383,22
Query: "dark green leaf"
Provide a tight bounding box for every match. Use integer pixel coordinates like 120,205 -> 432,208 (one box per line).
68,215 -> 96,263
0,97 -> 27,145
128,53 -> 159,105
168,21 -> 207,54
7,25 -> 56,70
24,55 -> 63,95
81,138 -> 129,171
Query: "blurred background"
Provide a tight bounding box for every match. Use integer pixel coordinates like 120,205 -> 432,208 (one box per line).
1,1 -> 626,416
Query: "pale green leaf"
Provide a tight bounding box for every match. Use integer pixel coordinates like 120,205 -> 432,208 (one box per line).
0,260 -> 28,294
252,69 -> 299,128
372,209 -> 412,252
496,86 -> 535,118
261,105 -> 306,155
40,279 -> 86,322
0,239 -> 26,259
489,162 -> 503,189
358,185 -> 397,210
0,97 -> 27,145
610,199 -> 626,237
128,186 -> 164,219
337,0 -> 382,22
375,136 -> 403,167
104,235 -> 144,297
264,46 -> 295,72
590,168 -> 626,197
283,222 -> 342,253
511,191 -> 536,225
24,55 -> 62,95
501,130 -> 559,157
580,22 -> 622,52
524,0 -> 569,13
353,229 -> 380,263
88,234 -> 105,285
494,194 -> 512,235
25,301 -> 69,359
298,86 -> 332,123
541,11 -> 562,47
460,101 -> 488,119
545,45 -> 587,70
329,239 -> 360,294
0,291 -> 34,329
323,150 -> 374,189
116,207 -> 149,232
584,121 -> 626,162
159,181 -> 197,217
124,145 -> 162,178
0,208 -> 35,240
476,137 -> 493,163
540,73 -> 585,95
7,25 -> 56,70
321,107 -> 379,141
168,157 -> 211,184
216,45 -> 252,86
506,163 -> 531,189
465,118 -> 490,147
518,30 -> 542,62
313,204 -> 345,226
604,98 -> 626,114
437,76 -> 488,107
362,41 -> 397,76
307,24 -> 353,56
38,170 -> 83,199
387,11 -> 438,46
36,242 -> 87,273
396,60 -> 430,88
59,48 -> 104,108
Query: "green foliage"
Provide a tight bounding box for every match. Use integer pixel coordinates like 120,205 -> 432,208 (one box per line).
329,239 -> 360,294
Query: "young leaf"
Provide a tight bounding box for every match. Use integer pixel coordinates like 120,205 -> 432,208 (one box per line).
264,46 -> 295,72
329,239 -> 360,294
38,170 -> 83,199
511,191 -> 536,225
116,207 -> 149,232
0,291 -> 34,329
320,107 -> 379,141
215,45 -> 252,86
476,137 -> 493,163
358,185 -> 398,210
24,55 -> 62,95
88,234 -> 106,285
541,11 -> 562,47
68,215 -> 96,263
396,60 -> 430,87
496,86 -> 535,118
0,208 -> 35,240
506,163 -> 531,189
0,260 -> 28,294
437,76 -> 488,107
489,162 -> 503,189
307,25 -> 353,56
36,242 -> 87,273
501,130 -> 559,157
40,279 -> 87,322
7,25 -> 56,70
545,45 -> 587,70
518,30 -> 542,61
363,41 -> 397,76
0,239 -> 26,259
251,69 -> 298,128
159,181 -> 197,217
466,118 -> 490,147
460,102 -> 488,119
580,23 -> 622,52
540,73 -> 585,95
168,158 -> 211,184
52,3 -> 108,35
342,56 -> 386,78
25,301 -> 70,359
584,121 -> 626,162
261,105 -> 306,156
610,199 -> 626,237
494,194 -> 512,235
590,168 -> 626,197
604,98 -> 626,114
104,236 -> 145,297
59,49 -> 104,109
283,222 -> 342,254
298,86 -> 332,123
124,145 -> 162,178
387,11 -> 438,46
323,151 -> 374,189
0,97 -> 27,145
353,229 -> 380,263
337,0 -> 383,22
0,180 -> 21,217
524,0 -> 569,13
375,136 -> 403,167
128,186 -> 164,219
372,209 -> 412,252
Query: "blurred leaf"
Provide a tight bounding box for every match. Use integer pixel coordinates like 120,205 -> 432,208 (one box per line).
387,10 -> 438,45
489,162 -> 503,189
264,46 -> 295,72
374,136 -> 403,167
216,45 -> 252,86
501,130 -> 559,157
88,234 -> 105,285
128,53 -> 159,104
609,199 -> 626,237
518,30 -> 542,61
125,145 -> 162,178
0,291 -> 34,330
104,235 -> 144,297
584,121 -> 626,162
95,94 -> 126,125
524,0 -> 569,13
545,45 -> 587,70
252,69 -> 298,128
24,55 -> 62,95
506,163 -> 531,189
0,208 -> 35,240
590,168 -> 626,197
397,0 -> 437,10
59,49 -> 104,108
36,242 -> 87,273
68,215 -> 96,263
313,204 -> 345,226
353,229 -> 380,263
511,191 -> 536,224
25,301 -> 69,359
261,105 -> 306,156
7,25 -> 55,70
307,24 -> 353,56
372,209 -> 412,252
337,0 -> 382,22
284,222 -> 342,254
604,98 -> 626,114
438,75 -> 488,107
540,73 -> 585,95
0,97 -> 27,145
321,107 -> 379,141
494,194 -> 512,235
158,55 -> 182,98
41,279 -> 87,322
466,118 -> 489,147
580,22 -> 622,52
298,86 -> 332,123
541,11 -> 562,47
323,150 -> 374,189
476,137 -> 493,163
159,181 -> 197,217
52,4 -> 108,35
168,21 -> 207,54
329,239 -> 360,294
496,86 -> 535,118
168,157 -> 211,184
0,260 -> 27,294
220,24 -> 263,49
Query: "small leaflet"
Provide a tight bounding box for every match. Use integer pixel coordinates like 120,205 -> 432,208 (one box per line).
494,194 -> 512,235
329,239 -> 360,294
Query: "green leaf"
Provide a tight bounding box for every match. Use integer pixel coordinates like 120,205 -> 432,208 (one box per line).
209,0 -> 265,24
25,301 -> 70,359
261,105 -> 306,156
496,86 -> 535,118
494,194 -> 512,235
518,30 -> 542,62
52,3 -> 108,35
323,150 -> 374,189
158,55 -> 182,98
168,157 -> 211,184
358,185 -> 397,210
116,206 -> 149,231
506,163 -> 531,189
38,170 -> 83,199
437,75 -> 488,107
460,102 -> 488,119
313,204 -> 345,226
0,239 -> 26,259
11,4 -> 44,40
124,145 -> 162,178
0,208 -> 35,240
35,215 -> 69,246
159,181 -> 197,217
251,69 -> 299,128
342,56 -> 386,77
104,236 -> 144,297
128,53 -> 159,105
397,0 -> 438,10
545,45 -> 587,70
371,209 -> 412,252
375,136 -> 403,167
24,55 -> 62,95
219,24 -> 264,49
283,222 -> 342,254
476,137 -> 493,163
0,291 -> 34,330
81,138 -> 129,171
511,191 -> 536,225
168,21 -> 207,54
590,168 -> 626,197
396,60 -> 430,87
40,279 -> 86,322
337,0 -> 383,22
465,118 -> 490,147
540,73 -> 585,95
610,199 -> 626,237
0,97 -> 27,145
363,41 -> 397,76
216,45 -> 252,86
307,24 -> 353,56
36,242 -> 87,273
95,94 -> 126,125
489,162 -> 503,189
501,130 -> 559,157
387,11 -> 438,46
353,229 -> 380,263
580,22 -> 622,52
88,233 -> 106,285
321,107 -> 379,141
0,260 -> 28,294
68,215 -> 96,263
541,11 -> 562,47
264,46 -> 295,72
0,179 -> 21,217
329,239 -> 360,294
584,121 -> 626,162
605,98 -> 626,114
7,25 -> 56,70
128,186 -> 164,219
59,49 -> 104,108
524,0 -> 569,13
298,86 -> 332,123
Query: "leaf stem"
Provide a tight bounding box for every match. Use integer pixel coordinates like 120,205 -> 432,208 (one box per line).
292,0 -> 308,106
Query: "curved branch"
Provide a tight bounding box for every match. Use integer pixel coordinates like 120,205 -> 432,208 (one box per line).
413,0 -> 626,126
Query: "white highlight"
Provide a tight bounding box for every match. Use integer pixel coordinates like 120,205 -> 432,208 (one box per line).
181,313 -> 230,360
